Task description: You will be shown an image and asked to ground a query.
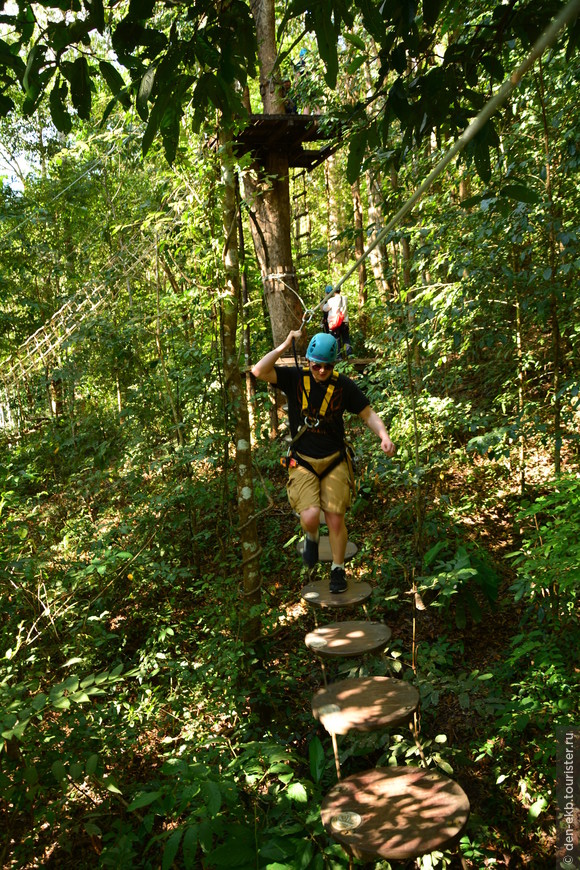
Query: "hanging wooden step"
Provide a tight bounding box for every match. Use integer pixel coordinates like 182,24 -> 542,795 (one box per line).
321,766 -> 470,862
301,579 -> 372,609
305,621 -> 391,659
297,536 -> 358,562
312,676 -> 419,735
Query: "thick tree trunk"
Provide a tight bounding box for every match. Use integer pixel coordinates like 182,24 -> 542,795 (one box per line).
242,0 -> 306,351
242,154 -> 304,348
220,129 -> 262,636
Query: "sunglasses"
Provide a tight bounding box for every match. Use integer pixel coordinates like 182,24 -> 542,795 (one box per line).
310,362 -> 334,372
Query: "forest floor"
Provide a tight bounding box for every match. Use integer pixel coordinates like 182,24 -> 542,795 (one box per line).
2,432 -> 577,870
250,444 -> 574,869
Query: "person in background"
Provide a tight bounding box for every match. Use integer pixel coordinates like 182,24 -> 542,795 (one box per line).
323,287 -> 353,357
251,329 -> 395,593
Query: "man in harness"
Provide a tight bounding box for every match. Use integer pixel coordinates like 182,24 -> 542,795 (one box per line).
252,329 -> 395,593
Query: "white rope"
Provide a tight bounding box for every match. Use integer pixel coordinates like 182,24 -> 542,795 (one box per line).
303,0 -> 580,321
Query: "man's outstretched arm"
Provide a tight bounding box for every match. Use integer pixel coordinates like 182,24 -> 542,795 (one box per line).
359,405 -> 396,456
251,329 -> 303,384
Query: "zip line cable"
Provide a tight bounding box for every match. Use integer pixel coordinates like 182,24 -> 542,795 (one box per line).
302,0 -> 580,325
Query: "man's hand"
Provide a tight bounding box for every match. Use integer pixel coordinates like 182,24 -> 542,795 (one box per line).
380,434 -> 396,457
251,328 -> 304,383
284,328 -> 303,349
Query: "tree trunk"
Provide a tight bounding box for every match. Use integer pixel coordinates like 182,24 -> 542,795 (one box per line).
242,153 -> 304,349
242,0 -> 306,351
220,128 -> 262,637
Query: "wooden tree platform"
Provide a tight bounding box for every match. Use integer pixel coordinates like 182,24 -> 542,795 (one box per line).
312,676 -> 419,735
320,766 -> 470,861
305,621 -> 391,658
234,114 -> 340,170
301,579 -> 372,609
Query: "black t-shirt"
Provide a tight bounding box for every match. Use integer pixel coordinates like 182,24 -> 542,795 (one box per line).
275,365 -> 369,458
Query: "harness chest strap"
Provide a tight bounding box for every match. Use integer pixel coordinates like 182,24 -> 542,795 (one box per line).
301,367 -> 337,421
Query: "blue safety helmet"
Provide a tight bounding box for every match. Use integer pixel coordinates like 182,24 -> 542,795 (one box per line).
306,333 -> 338,364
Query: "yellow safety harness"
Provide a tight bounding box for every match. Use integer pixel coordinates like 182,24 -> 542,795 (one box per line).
301,366 -> 338,429
282,368 -> 356,493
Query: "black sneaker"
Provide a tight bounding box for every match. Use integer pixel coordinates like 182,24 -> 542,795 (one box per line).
329,566 -> 347,594
302,536 -> 319,568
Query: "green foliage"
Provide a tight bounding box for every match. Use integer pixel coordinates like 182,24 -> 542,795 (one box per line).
508,474 -> 580,624
418,542 -> 500,628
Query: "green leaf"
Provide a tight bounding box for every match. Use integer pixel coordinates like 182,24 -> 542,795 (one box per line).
182,825 -> 198,870
127,790 -> 162,811
344,33 -> 366,50
286,781 -> 308,802
137,65 -> 156,120
480,54 -> 504,82
70,56 -> 91,120
434,755 -> 454,775
142,89 -> 170,156
23,43 -> 40,92
311,4 -> 338,89
52,760 -> 67,782
99,60 -> 131,108
70,762 -> 84,780
87,0 -> 105,30
346,128 -> 367,185
528,797 -> 547,819
346,55 -> 366,75
500,184 -> 541,204
423,0 -> 445,29
162,829 -> 183,870
201,780 -> 222,816
86,754 -> 99,775
308,735 -> 325,783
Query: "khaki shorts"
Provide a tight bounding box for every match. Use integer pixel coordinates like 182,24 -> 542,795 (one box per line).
287,451 -> 353,515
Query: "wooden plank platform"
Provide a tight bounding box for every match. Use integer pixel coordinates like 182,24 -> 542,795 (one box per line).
233,114 -> 339,170
301,579 -> 372,609
305,621 -> 391,659
312,676 -> 419,735
297,536 -> 358,563
321,766 -> 470,861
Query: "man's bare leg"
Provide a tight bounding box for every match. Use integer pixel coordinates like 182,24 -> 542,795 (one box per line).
324,511 -> 348,564
300,506 -> 321,569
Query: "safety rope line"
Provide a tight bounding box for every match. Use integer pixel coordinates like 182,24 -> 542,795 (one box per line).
301,0 -> 580,323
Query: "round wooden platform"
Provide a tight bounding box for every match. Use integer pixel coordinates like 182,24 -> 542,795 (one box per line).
297,536 -> 358,562
301,580 -> 372,609
305,621 -> 391,659
312,676 -> 419,735
321,766 -> 470,861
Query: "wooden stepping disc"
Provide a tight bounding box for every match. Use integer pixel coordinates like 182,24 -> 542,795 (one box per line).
301,580 -> 372,609
297,536 -> 358,562
305,621 -> 391,659
312,676 -> 419,735
321,766 -> 470,861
